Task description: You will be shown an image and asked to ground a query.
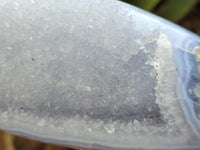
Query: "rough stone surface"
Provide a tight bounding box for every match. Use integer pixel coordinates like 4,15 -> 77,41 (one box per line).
0,0 -> 200,149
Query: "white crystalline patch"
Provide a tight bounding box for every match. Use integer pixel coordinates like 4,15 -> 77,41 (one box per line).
29,37 -> 33,40
194,82 -> 200,97
85,86 -> 91,92
4,22 -> 10,28
1,112 -> 8,120
144,33 -> 199,145
69,25 -> 75,33
6,46 -> 12,50
37,119 -> 46,127
151,33 -> 182,124
88,128 -> 92,132
149,68 -> 157,78
194,46 -> 200,63
194,82 -> 200,117
30,0 -> 35,4
104,124 -> 115,134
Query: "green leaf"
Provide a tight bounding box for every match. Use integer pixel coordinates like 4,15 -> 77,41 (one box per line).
121,0 -> 160,11
158,0 -> 199,22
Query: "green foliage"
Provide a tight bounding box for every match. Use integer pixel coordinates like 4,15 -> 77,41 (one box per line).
158,0 -> 198,22
127,0 -> 160,11
121,0 -> 199,22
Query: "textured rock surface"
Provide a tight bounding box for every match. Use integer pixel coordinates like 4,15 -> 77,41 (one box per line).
0,0 -> 200,149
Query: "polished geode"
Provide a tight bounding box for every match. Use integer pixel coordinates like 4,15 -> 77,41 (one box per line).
0,0 -> 200,150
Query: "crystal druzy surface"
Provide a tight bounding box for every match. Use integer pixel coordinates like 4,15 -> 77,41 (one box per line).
0,0 -> 200,150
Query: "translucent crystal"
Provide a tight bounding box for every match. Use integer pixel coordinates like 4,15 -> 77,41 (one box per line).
0,0 -> 200,149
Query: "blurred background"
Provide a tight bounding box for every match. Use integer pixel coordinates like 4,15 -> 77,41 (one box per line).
0,0 -> 200,150
121,0 -> 200,35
